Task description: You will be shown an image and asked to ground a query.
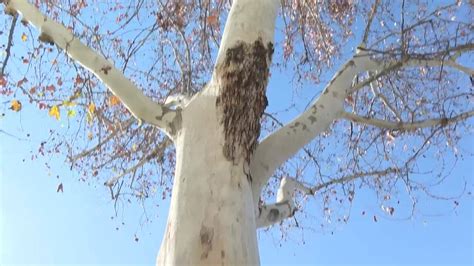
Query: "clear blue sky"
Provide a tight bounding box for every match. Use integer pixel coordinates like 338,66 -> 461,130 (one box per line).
1,1 -> 473,265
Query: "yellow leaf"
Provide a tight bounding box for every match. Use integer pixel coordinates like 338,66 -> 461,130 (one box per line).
67,109 -> 76,118
49,105 -> 60,120
21,33 -> 27,42
87,103 -> 95,124
70,90 -> 81,100
87,132 -> 93,140
88,102 -> 95,114
10,100 -> 22,112
62,100 -> 76,107
109,95 -> 120,106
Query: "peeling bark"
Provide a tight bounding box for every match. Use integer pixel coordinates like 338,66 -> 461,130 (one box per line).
216,38 -> 273,166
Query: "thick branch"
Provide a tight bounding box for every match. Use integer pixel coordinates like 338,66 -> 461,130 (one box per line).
406,58 -> 474,76
341,110 -> 474,131
256,177 -> 312,228
251,43 -> 473,198
349,45 -> 474,94
203,0 -> 280,97
311,168 -> 398,193
361,0 -> 380,47
5,0 -> 178,135
213,0 -> 279,68
251,53 -> 371,198
257,169 -> 399,228
348,60 -> 403,94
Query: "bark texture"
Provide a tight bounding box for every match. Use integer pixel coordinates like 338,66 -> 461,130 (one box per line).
216,38 -> 273,165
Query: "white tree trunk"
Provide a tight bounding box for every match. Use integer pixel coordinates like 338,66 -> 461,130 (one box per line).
156,92 -> 259,265
157,1 -> 279,265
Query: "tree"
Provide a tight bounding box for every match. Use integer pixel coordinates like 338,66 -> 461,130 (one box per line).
1,0 -> 472,265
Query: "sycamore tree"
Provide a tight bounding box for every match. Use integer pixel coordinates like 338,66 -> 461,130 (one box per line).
1,0 -> 473,265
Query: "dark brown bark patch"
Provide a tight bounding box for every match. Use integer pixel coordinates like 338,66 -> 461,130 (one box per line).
216,38 -> 273,165
38,32 -> 54,45
200,225 -> 214,260
267,208 -> 280,222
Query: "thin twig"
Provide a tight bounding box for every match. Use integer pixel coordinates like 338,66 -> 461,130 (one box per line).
361,0 -> 380,48
104,137 -> 172,187
312,168 -> 398,193
341,110 -> 474,131
1,15 -> 18,76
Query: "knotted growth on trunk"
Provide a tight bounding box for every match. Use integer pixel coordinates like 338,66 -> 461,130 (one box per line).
216,38 -> 274,166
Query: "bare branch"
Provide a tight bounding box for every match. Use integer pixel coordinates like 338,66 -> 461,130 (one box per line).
341,110 -> 474,131
104,137 -> 172,187
406,58 -> 474,76
349,45 -> 474,94
5,0 -> 179,135
70,118 -> 135,161
1,12 -> 17,76
348,60 -> 403,94
369,80 -> 402,121
311,168 -> 398,193
361,0 -> 380,48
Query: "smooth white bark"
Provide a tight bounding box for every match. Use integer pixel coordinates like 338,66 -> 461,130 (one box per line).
206,0 -> 280,96
214,0 -> 279,66
157,86 -> 259,265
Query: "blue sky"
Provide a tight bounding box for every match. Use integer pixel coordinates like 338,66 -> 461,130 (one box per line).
1,1 -> 473,265
1,133 -> 473,265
